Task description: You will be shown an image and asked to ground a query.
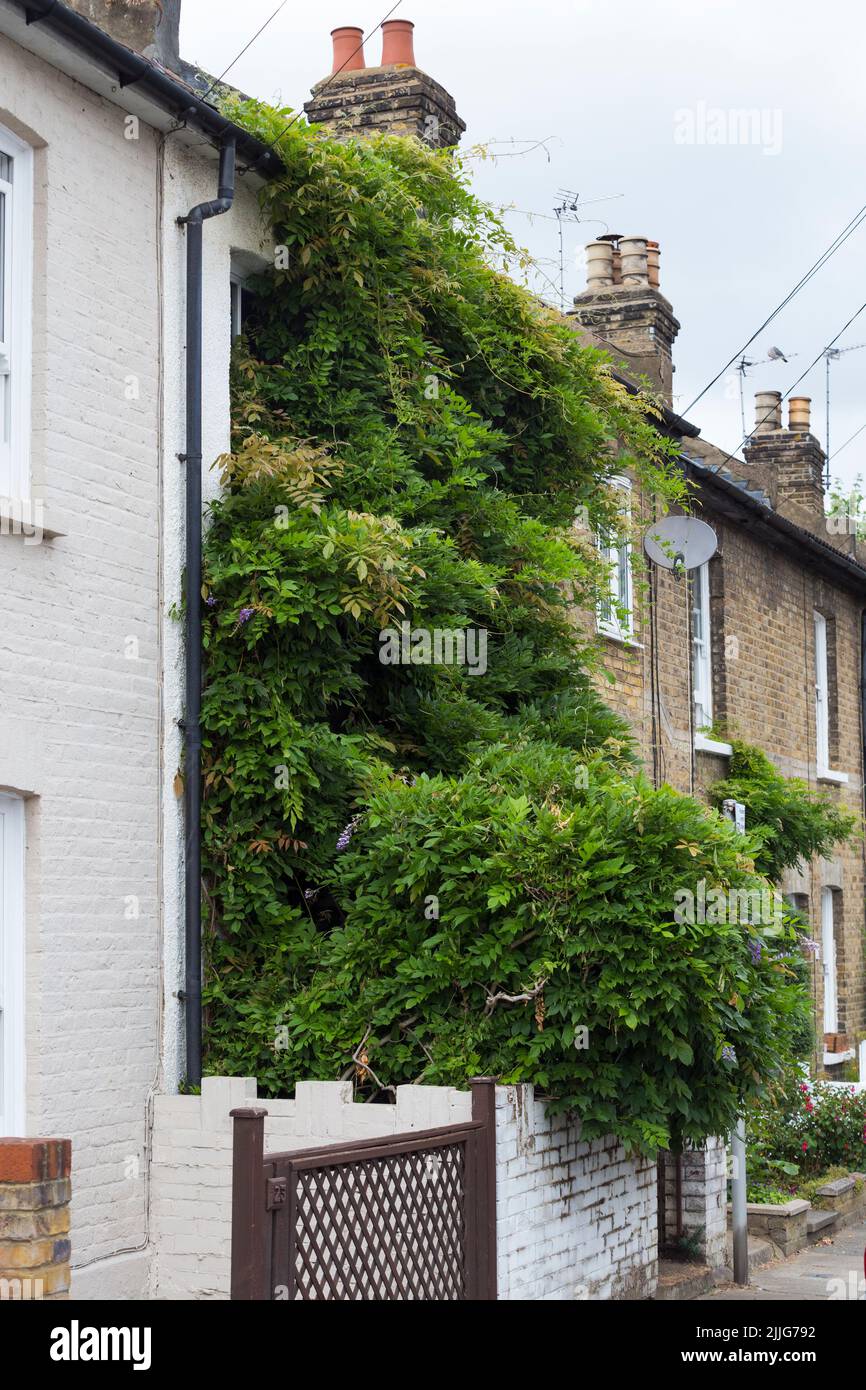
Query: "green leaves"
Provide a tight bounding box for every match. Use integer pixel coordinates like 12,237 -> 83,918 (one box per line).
198,101 -> 809,1153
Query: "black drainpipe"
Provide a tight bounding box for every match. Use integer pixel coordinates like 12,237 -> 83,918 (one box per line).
178,137 -> 237,1087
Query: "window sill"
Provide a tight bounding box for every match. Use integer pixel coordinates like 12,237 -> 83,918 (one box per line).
695,734 -> 733,757
817,768 -> 849,785
823,1049 -> 855,1067
0,500 -> 65,541
598,627 -> 643,650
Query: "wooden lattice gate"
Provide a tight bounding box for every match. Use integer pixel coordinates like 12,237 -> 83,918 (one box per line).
230,1077 -> 497,1300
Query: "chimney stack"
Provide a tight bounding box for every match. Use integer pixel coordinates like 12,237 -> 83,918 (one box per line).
65,1 -> 181,70
304,19 -> 466,147
570,235 -> 680,404
744,390 -> 826,520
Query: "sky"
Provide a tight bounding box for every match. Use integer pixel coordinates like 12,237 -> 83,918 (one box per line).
181,0 -> 866,488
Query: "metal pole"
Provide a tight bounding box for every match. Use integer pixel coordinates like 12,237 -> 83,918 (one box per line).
731,1115 -> 749,1285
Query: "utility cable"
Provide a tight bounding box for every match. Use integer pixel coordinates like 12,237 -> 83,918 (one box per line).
681,200 -> 866,418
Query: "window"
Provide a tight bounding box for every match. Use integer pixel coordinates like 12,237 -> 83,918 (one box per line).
813,611 -> 847,780
0,793 -> 25,1135
691,561 -> 713,729
814,611 -> 829,771
230,274 -> 258,341
596,477 -> 633,640
0,123 -> 33,503
820,886 -> 838,1033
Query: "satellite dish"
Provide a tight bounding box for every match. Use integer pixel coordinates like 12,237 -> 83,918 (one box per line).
643,516 -> 717,577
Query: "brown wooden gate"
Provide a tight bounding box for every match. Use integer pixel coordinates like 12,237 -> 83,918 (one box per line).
230,1077 -> 497,1300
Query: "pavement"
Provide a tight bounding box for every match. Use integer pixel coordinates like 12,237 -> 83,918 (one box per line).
697,1219 -> 866,1300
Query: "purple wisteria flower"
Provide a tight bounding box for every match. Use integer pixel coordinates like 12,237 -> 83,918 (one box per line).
238,606 -> 255,624
335,815 -> 360,852
205,595 -> 217,607
721,1045 -> 736,1063
801,938 -> 820,957
749,939 -> 762,964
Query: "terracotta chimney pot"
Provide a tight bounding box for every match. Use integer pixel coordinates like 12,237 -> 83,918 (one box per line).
788,397 -> 811,432
381,18 -> 416,67
331,26 -> 366,74
646,239 -> 661,289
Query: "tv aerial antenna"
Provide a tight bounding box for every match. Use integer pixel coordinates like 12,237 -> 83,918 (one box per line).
822,340 -> 866,487
553,189 -> 581,311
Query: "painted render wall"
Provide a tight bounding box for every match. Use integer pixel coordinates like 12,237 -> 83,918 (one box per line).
0,33 -> 161,1287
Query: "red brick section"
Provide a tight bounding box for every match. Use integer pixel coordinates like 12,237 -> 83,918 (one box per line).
0,1138 -> 71,1184
0,1138 -> 72,1300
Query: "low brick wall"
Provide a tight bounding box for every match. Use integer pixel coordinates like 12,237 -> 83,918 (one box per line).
661,1139 -> 728,1269
151,1077 -> 658,1300
495,1085 -> 657,1300
151,1077 -> 472,1299
812,1173 -> 866,1224
742,1198 -> 810,1257
0,1138 -> 72,1300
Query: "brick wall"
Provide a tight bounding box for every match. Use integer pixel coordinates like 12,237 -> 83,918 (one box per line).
150,1077 -> 658,1300
661,1139 -> 728,1270
0,35 -> 161,1285
597,479 -> 866,1061
150,1077 -> 473,1299
495,1085 -> 657,1300
0,1137 -> 72,1299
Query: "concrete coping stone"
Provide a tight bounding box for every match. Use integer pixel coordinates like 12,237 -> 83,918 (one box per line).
730,1199 -> 810,1217
815,1176 -> 856,1197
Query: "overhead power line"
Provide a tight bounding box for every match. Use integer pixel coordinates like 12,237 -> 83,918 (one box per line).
829,419 -> 866,463
199,0 -> 292,105
711,297 -> 866,473
681,198 -> 866,418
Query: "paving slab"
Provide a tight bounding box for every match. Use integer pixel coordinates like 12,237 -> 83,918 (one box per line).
699,1218 -> 866,1301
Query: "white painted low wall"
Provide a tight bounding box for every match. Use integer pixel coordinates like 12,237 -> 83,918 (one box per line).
149,1077 -> 659,1300
150,1076 -> 472,1299
495,1085 -> 657,1300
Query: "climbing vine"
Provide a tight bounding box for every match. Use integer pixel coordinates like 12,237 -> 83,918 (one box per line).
198,103 -> 813,1151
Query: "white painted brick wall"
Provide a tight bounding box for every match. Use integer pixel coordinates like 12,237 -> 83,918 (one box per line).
494,1086 -> 658,1300
150,1077 -> 473,1299
0,35 -> 162,1278
0,33 -> 273,1298
663,1137 -> 728,1269
151,1078 -> 658,1301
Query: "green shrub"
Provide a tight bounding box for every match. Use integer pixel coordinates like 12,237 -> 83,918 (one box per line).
708,741 -> 856,882
748,1074 -> 866,1182
197,103 -> 817,1153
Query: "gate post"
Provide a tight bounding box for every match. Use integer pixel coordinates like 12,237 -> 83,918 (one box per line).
230,1106 -> 268,1300
470,1077 -> 498,1301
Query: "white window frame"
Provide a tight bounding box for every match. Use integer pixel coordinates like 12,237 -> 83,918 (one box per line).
230,273 -> 244,340
596,476 -> 633,641
814,610 -> 831,773
691,561 -> 713,731
0,122 -> 33,504
0,793 -> 26,1135
821,886 -> 838,1034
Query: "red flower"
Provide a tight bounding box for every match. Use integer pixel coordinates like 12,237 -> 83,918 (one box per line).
802,1141 -> 809,1151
